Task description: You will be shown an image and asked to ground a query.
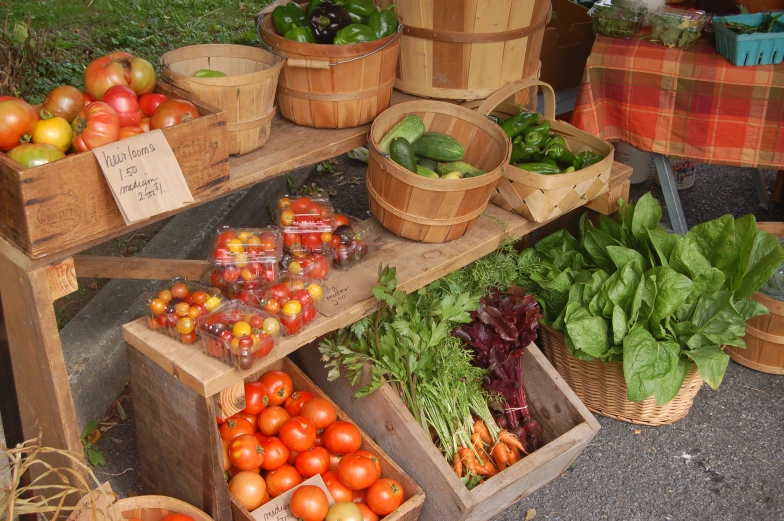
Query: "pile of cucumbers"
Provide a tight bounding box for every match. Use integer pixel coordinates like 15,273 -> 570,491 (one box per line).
494,109 -> 605,174
379,115 -> 485,179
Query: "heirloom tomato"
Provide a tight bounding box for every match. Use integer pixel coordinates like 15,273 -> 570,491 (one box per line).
118,126 -> 144,140
101,85 -> 142,127
84,52 -> 156,99
41,85 -> 84,123
0,99 -> 39,151
139,92 -> 168,117
6,143 -> 65,168
32,116 -> 72,152
71,102 -> 120,152
150,98 -> 199,130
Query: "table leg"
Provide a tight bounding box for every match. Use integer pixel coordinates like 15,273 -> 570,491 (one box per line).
653,154 -> 689,235
774,171 -> 784,203
753,169 -> 771,211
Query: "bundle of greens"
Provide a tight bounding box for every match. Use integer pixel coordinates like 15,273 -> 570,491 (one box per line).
718,13 -> 784,35
588,0 -> 647,39
517,193 -> 784,404
650,8 -> 707,48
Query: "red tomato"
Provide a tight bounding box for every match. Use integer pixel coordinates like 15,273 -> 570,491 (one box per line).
295,447 -> 330,478
139,92 -> 168,117
101,85 -> 142,127
291,197 -> 313,214
288,450 -> 300,465
221,439 -> 232,472
357,503 -> 380,521
300,398 -> 337,430
283,231 -> 300,249
217,230 -> 238,248
127,57 -> 156,95
329,453 -> 342,472
229,471 -> 267,511
243,381 -> 270,415
366,478 -> 405,516
84,52 -> 156,99
41,85 -> 84,123
150,98 -> 199,130
265,464 -> 302,498
302,303 -> 317,324
160,515 -> 196,521
6,143 -> 64,168
258,406 -> 290,437
301,233 -> 321,251
180,331 -> 197,344
83,92 -> 94,106
280,313 -> 303,335
229,434 -> 265,471
331,234 -> 341,248
260,436 -> 289,471
220,417 -> 255,441
355,450 -> 382,480
324,421 -> 362,455
139,117 -> 151,132
337,453 -> 379,490
285,391 -> 314,417
290,485 -> 329,521
118,125 -> 144,140
0,99 -> 39,151
334,214 -> 350,227
71,102 -> 120,152
352,488 -> 367,504
279,417 -> 317,452
323,471 -> 353,503
259,371 -> 293,406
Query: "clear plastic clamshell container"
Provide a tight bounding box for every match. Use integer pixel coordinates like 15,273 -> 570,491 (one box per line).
650,7 -> 708,48
588,0 -> 648,39
276,195 -> 336,254
332,217 -> 372,270
249,274 -> 324,336
206,226 -> 282,294
199,301 -> 285,371
280,249 -> 332,280
144,277 -> 225,344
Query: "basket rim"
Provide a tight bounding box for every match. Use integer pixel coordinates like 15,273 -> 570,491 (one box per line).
160,44 -> 284,85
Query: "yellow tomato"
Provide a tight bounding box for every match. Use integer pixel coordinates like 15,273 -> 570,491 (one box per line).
278,197 -> 292,209
227,238 -> 245,254
233,321 -> 252,337
233,252 -> 249,268
241,267 -> 256,281
238,231 -> 253,243
32,116 -> 72,152
246,235 -> 261,245
280,209 -> 296,226
263,317 -> 281,337
176,317 -> 196,335
282,300 -> 302,317
307,284 -> 323,303
288,261 -> 302,275
205,296 -> 222,312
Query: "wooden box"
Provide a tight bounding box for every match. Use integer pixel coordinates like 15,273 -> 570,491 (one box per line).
299,341 -> 600,521
126,345 -> 425,521
0,82 -> 230,259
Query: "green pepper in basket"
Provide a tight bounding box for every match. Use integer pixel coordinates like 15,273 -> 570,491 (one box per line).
573,150 -> 604,170
285,25 -> 317,42
341,0 -> 377,23
511,143 -> 540,164
333,23 -> 376,44
524,122 -> 551,148
544,135 -> 566,149
544,143 -> 575,167
487,114 -> 505,126
193,69 -> 227,78
273,3 -> 307,35
368,5 -> 399,39
516,162 -> 562,174
500,112 -> 538,139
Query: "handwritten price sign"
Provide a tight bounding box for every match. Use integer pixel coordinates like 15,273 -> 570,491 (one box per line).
320,269 -> 378,317
93,129 -> 194,224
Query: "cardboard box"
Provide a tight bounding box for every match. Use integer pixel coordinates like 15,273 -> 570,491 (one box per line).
540,0 -> 595,92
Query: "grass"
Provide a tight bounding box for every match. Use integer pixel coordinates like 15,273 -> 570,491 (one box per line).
2,0 -> 272,102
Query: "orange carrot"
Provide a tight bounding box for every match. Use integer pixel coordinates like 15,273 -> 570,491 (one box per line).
473,420 -> 493,445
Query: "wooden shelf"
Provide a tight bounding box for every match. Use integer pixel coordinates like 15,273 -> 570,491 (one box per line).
123,162 -> 632,398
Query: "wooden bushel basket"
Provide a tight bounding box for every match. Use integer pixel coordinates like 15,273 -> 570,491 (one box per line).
539,325 -> 704,426
257,6 -> 401,129
726,222 -> 784,375
375,0 -> 551,100
367,100 -> 510,243
477,79 -> 614,224
161,44 -> 283,156
114,496 -> 214,521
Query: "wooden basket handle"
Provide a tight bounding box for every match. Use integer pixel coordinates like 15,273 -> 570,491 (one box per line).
286,59 -> 331,69
476,79 -> 556,121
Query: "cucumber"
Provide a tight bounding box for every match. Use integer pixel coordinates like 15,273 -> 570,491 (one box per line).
389,137 -> 418,173
436,161 -> 484,178
379,115 -> 426,154
416,165 -> 439,178
412,132 -> 465,162
417,157 -> 439,172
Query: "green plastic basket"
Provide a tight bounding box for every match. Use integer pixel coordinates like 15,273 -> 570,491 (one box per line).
713,14 -> 784,66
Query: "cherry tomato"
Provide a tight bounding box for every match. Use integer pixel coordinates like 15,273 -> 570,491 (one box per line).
285,391 -> 314,417
279,417 -> 317,452
263,299 -> 281,315
278,197 -> 292,209
324,422 -> 360,456
331,234 -> 341,248
259,371 -> 294,406
269,284 -> 292,301
290,485 -> 329,521
0,98 -> 39,151
323,471 -> 353,503
228,434 -> 264,471
175,302 -> 190,318
281,313 -> 303,335
258,406 -> 290,437
229,471 -> 267,511
259,436 -> 289,471
176,317 -> 195,335
71,101 -> 120,152
170,283 -> 189,299
307,284 -> 324,304
220,417 -> 255,441
291,198 -> 313,214
150,98 -> 199,130
180,331 -> 197,344
41,85 -> 85,123
280,209 -> 296,227
296,447 -> 330,478
366,478 -> 405,516
357,503 -> 380,521
300,398 -> 337,430
265,465 -> 302,498
218,230 -> 238,248
334,214 -> 350,227
158,289 -> 173,303
301,233 -> 321,251
222,265 -> 241,283
337,453 -> 379,491
233,321 -> 252,338
282,300 -> 302,317
149,298 -> 166,316
243,381 -> 269,415
32,116 -> 72,152
263,317 -> 281,337
283,231 -> 300,249
256,334 -> 274,358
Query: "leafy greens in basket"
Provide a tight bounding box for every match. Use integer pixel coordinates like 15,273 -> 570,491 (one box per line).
517,193 -> 784,404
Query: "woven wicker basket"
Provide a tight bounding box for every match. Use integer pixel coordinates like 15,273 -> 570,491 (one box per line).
538,325 -> 704,426
476,79 -> 614,224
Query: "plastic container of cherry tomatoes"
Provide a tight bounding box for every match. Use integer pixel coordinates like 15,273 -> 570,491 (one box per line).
249,274 -> 324,335
144,278 -> 225,345
331,216 -> 371,270
207,226 -> 282,290
276,195 -> 336,254
279,249 -> 332,280
199,301 -> 285,371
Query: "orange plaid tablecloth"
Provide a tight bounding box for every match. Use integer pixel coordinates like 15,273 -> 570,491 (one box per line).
571,31 -> 784,169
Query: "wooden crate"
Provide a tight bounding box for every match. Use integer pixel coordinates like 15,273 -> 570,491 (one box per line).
299,341 -> 600,521
0,82 -> 230,259
126,345 -> 425,521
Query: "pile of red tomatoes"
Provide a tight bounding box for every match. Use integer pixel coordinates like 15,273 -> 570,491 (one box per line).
222,370 -> 406,520
1,51 -> 200,168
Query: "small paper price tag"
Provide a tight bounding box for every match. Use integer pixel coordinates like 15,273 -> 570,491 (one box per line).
320,268 -> 378,317
93,129 -> 194,225
250,474 -> 334,521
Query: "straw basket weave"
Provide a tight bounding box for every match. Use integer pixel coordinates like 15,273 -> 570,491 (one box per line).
367,100 -> 510,242
257,6 -> 400,129
726,222 -> 784,375
161,44 -> 282,156
538,325 -> 704,426
375,0 -> 551,100
477,79 -> 614,224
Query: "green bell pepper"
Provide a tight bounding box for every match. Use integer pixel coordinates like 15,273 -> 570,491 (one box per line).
516,162 -> 562,174
511,143 -> 540,164
500,112 -> 538,139
342,0 -> 377,19
487,114 -> 505,126
284,25 -> 316,43
193,69 -> 227,78
308,0 -> 326,14
368,5 -> 399,39
333,23 -> 376,44
524,121 -> 551,147
273,2 -> 307,36
544,143 -> 575,167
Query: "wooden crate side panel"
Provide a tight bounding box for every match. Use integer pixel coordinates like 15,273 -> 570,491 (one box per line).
127,345 -> 232,521
0,162 -> 29,251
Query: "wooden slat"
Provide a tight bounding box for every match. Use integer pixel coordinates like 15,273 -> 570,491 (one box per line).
46,258 -> 78,301
121,162 -> 631,398
73,256 -> 207,281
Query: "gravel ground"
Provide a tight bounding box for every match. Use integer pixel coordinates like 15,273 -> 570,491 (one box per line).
92,157 -> 784,520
